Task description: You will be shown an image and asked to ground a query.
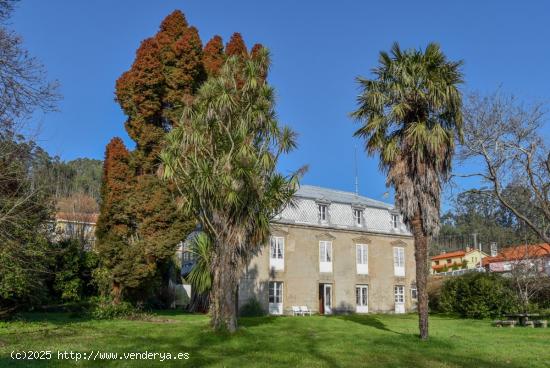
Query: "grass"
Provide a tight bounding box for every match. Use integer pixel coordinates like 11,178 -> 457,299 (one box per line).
0,312 -> 548,367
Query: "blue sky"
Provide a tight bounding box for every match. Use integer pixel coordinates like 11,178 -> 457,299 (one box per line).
10,0 -> 550,205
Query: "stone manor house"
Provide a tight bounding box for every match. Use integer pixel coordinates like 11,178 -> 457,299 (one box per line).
237,185 -> 416,315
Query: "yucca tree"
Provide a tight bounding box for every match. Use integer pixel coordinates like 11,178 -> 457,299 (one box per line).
351,42 -> 463,340
186,232 -> 212,312
161,48 -> 301,332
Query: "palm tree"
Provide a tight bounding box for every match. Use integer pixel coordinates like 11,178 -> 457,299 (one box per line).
186,232 -> 212,313
161,48 -> 302,332
351,42 -> 463,340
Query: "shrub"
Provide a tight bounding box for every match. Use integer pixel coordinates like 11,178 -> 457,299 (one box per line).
49,239 -> 99,302
239,298 -> 266,317
89,297 -> 136,319
438,272 -> 519,318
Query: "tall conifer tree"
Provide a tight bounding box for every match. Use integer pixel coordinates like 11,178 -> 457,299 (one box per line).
97,10 -> 262,304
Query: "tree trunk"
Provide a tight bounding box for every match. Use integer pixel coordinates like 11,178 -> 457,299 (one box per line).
112,281 -> 122,305
411,214 -> 429,340
209,237 -> 239,333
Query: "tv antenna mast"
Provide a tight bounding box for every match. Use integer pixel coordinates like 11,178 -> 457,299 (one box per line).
354,145 -> 359,195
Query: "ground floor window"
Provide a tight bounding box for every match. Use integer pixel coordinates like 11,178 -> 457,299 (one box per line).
269,281 -> 283,304
394,285 -> 405,313
394,285 -> 405,303
356,285 -> 368,306
268,281 -> 283,315
410,287 -> 417,300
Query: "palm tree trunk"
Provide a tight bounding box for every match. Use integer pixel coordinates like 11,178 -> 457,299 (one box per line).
411,214 -> 429,340
209,237 -> 239,333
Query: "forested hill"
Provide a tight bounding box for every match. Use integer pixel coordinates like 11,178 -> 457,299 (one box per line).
33,151 -> 103,205
59,158 -> 103,201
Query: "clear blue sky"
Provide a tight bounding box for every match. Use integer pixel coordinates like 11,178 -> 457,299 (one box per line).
10,0 -> 550,204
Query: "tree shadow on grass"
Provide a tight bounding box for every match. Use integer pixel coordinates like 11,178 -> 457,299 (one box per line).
336,314 -> 406,335
238,315 -> 278,328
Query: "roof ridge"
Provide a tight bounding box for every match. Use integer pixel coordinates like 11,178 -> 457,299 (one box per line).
298,184 -> 393,207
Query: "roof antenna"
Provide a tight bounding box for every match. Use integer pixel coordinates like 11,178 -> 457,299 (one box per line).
354,145 -> 359,196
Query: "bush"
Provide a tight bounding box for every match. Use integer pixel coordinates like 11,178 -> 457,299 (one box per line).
437,272 -> 519,318
239,298 -> 266,317
48,239 -> 99,303
89,297 -> 136,319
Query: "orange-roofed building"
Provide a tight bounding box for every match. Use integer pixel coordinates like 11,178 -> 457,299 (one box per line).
482,244 -> 550,274
430,247 -> 488,274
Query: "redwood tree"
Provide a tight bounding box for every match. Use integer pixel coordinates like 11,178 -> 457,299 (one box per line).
97,10 -> 261,304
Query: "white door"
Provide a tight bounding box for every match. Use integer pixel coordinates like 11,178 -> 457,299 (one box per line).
356,285 -> 368,313
268,282 -> 283,315
394,285 -> 405,314
324,284 -> 332,314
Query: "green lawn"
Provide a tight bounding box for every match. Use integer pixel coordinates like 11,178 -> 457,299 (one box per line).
0,312 -> 548,367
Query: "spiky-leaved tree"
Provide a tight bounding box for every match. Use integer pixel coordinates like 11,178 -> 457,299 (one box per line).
161,48 -> 301,332
352,43 -> 463,340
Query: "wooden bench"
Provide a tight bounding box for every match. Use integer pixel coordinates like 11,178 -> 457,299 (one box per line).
534,320 -> 548,328
494,320 -> 517,328
524,321 -> 535,328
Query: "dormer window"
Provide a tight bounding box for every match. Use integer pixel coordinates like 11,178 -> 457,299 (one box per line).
391,214 -> 399,229
318,204 -> 328,222
353,209 -> 363,226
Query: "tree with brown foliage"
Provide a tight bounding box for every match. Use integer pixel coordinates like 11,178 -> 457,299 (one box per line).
202,35 -> 225,76
98,10 -> 260,305
95,138 -> 133,303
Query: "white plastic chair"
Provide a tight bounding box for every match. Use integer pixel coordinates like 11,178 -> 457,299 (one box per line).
292,306 -> 303,316
300,306 -> 312,316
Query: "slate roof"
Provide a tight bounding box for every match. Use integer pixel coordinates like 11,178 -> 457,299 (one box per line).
295,185 -> 394,210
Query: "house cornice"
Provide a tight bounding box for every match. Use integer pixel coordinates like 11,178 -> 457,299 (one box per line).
271,221 -> 413,240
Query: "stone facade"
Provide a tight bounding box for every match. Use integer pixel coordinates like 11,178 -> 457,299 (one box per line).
238,185 -> 416,315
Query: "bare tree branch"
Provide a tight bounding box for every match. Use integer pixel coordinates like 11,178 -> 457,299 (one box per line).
459,92 -> 550,244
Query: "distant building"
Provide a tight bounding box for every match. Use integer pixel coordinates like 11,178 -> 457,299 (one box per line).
430,247 -> 488,274
482,243 -> 550,275
238,185 -> 416,315
51,212 -> 98,249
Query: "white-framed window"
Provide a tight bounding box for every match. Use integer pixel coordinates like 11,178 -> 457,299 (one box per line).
269,236 -> 284,271
356,244 -> 368,275
394,285 -> 405,313
411,287 -> 418,300
356,285 -> 369,313
318,204 -> 328,222
353,209 -> 363,226
268,281 -> 283,315
391,214 -> 399,229
393,247 -> 405,276
394,285 -> 405,303
319,240 -> 332,273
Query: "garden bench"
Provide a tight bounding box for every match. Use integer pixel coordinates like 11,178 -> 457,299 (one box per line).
300,306 -> 312,316
534,320 -> 547,328
524,321 -> 534,328
493,320 -> 517,327
291,306 -> 303,316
